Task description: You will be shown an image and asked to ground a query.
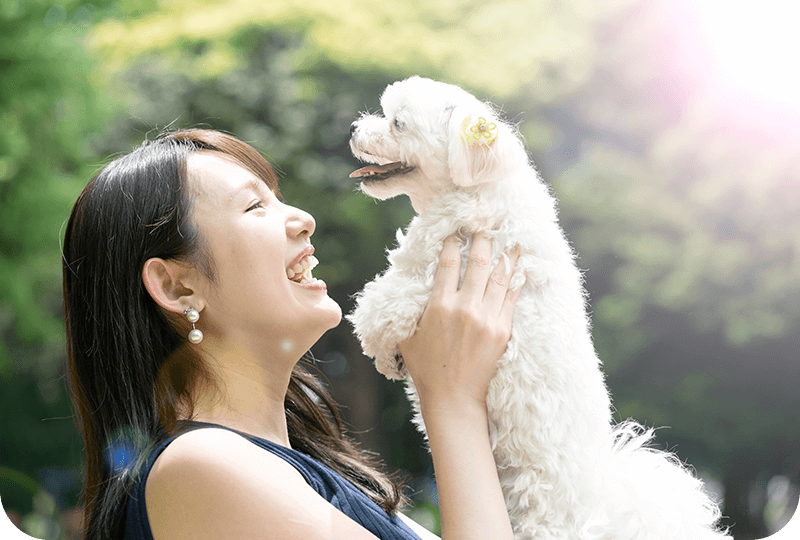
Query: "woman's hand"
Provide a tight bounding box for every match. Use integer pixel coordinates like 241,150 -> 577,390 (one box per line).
398,232 -> 521,413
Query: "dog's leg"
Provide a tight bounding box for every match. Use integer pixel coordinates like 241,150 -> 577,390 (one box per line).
348,265 -> 433,380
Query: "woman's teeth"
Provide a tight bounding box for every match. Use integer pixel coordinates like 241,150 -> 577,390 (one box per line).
287,255 -> 319,282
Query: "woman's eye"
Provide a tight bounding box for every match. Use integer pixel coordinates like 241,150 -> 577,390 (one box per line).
246,201 -> 263,212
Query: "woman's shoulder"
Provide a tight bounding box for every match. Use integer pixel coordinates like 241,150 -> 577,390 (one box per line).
144,427 -> 380,540
147,426 -> 296,481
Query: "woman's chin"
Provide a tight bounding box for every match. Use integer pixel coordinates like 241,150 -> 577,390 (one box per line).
322,298 -> 343,329
309,295 -> 343,333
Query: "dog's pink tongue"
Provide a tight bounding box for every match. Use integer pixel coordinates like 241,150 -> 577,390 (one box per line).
349,162 -> 403,178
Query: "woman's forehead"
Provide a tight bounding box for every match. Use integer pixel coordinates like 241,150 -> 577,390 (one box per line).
187,150 -> 270,200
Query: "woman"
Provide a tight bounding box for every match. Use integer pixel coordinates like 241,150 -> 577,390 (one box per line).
63,129 -> 521,540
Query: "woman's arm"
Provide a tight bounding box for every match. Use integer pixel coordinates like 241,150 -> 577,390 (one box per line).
399,233 -> 520,540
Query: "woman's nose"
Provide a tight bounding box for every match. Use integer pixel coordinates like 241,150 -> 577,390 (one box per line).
287,207 -> 315,238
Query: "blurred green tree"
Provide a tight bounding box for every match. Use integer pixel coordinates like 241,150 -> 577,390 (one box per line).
1,0 -> 103,375
531,2 -> 800,533
0,0 -> 118,533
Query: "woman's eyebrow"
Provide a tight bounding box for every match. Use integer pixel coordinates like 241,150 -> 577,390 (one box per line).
232,178 -> 267,200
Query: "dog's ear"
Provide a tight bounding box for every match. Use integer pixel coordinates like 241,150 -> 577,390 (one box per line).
447,105 -> 521,187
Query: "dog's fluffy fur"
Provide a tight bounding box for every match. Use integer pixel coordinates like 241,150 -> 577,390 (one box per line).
347,76 -> 729,540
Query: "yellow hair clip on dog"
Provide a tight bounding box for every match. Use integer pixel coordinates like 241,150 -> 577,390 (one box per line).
461,116 -> 498,146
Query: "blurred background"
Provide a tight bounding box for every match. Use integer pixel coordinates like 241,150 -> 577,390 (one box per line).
1,0 -> 798,538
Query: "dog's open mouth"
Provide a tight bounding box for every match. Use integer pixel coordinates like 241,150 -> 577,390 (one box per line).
349,161 -> 415,181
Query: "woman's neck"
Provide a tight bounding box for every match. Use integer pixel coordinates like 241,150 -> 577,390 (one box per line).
188,343 -> 296,447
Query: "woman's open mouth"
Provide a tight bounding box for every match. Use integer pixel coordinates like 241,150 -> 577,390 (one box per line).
287,254 -> 320,284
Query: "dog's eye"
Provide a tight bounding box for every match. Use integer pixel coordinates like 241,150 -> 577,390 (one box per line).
393,118 -> 404,131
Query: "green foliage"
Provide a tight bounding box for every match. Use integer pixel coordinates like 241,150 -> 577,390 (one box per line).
549,1 -> 800,350
87,0 -> 608,99
0,0 -> 111,375
0,0 -> 114,517
541,1 -> 800,482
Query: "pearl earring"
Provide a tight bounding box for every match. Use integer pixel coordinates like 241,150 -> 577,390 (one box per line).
184,307 -> 203,344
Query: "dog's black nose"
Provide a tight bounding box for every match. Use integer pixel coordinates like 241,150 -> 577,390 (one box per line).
350,122 -> 358,137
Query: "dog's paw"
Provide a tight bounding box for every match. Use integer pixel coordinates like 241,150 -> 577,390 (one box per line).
349,269 -> 431,379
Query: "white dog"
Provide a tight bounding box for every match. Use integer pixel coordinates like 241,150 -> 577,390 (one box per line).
347,76 -> 729,540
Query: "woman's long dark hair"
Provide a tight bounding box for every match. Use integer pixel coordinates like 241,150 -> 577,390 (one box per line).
63,129 -> 404,539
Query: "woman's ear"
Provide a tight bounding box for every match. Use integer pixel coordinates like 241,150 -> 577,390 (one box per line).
142,258 -> 204,315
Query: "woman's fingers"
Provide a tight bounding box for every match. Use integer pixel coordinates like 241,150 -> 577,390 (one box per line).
460,233 -> 494,296
430,235 -> 463,300
433,233 -> 521,308
483,245 -> 521,315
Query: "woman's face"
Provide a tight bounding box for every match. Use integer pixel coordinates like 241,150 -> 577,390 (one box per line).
186,151 -> 342,359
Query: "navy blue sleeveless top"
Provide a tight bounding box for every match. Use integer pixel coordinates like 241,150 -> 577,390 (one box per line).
123,421 -> 421,540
